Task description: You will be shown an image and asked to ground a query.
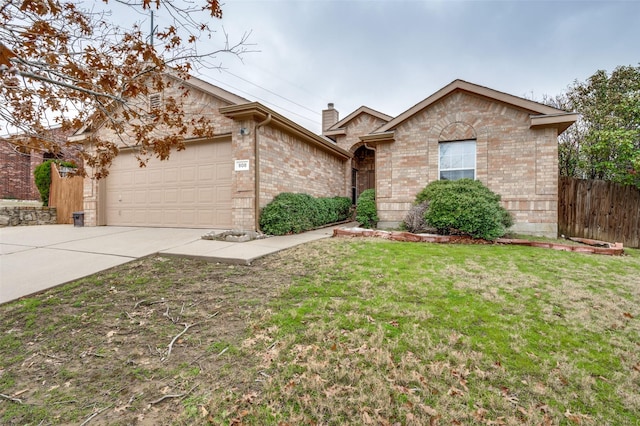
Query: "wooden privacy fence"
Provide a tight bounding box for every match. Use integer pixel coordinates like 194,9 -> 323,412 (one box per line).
49,162 -> 83,224
558,176 -> 640,248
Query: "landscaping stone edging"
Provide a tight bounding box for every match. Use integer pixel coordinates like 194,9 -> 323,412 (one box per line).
333,228 -> 624,256
0,206 -> 57,227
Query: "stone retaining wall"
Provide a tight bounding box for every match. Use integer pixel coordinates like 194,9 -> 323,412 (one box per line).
0,206 -> 57,226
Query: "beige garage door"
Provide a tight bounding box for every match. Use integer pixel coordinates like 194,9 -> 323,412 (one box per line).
105,139 -> 232,228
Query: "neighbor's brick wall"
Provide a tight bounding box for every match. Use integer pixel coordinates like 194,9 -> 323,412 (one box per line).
377,91 -> 559,237
0,140 -> 41,200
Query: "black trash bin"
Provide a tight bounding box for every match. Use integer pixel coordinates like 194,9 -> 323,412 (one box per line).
72,211 -> 84,227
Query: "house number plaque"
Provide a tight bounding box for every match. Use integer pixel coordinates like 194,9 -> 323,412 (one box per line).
234,160 -> 250,171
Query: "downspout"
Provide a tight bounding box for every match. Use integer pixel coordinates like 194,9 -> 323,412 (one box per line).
254,113 -> 272,232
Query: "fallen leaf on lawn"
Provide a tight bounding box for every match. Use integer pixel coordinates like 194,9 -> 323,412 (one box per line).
362,411 -> 374,425
419,404 -> 438,416
623,312 -> 634,319
472,407 -> 487,421
107,330 -> 116,338
632,363 -> 640,372
459,378 -> 469,392
447,386 -> 464,397
389,320 -> 399,327
242,391 -> 257,404
200,405 -> 208,417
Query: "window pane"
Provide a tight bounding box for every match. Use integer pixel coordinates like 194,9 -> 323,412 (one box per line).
439,140 -> 476,181
440,169 -> 475,181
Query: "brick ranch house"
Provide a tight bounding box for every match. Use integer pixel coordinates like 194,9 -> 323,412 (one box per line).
78,76 -> 577,237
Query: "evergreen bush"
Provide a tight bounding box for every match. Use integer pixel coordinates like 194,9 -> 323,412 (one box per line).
416,179 -> 512,240
259,193 -> 352,236
355,189 -> 378,228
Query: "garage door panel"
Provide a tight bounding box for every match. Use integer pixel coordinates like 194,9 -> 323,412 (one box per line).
198,188 -> 214,203
163,168 -> 178,183
181,188 -> 196,203
105,139 -> 232,228
164,189 -> 179,203
181,167 -> 196,183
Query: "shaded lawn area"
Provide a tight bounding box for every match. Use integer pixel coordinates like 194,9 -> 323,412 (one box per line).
1,239 -> 639,425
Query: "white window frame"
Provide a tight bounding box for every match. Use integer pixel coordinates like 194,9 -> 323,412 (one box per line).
438,139 -> 476,181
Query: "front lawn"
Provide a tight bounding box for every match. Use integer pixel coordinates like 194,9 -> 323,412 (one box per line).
1,239 -> 639,425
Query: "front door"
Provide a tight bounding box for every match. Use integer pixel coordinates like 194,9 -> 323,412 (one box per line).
353,145 -> 375,202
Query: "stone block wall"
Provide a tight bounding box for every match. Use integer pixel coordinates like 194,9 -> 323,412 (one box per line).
0,206 -> 57,226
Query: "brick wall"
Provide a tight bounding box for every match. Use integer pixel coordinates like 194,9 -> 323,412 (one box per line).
257,124 -> 347,204
0,140 -> 41,200
213,116 -> 349,231
334,113 -> 388,153
376,91 -> 559,237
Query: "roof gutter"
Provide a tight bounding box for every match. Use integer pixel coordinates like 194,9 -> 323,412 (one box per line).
254,113 -> 272,232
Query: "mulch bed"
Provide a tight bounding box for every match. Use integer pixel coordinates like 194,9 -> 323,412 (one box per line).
333,228 -> 624,256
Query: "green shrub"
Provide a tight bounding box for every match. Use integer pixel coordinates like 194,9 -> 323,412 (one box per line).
259,193 -> 352,236
417,179 -> 512,240
34,159 -> 76,206
355,189 -> 378,228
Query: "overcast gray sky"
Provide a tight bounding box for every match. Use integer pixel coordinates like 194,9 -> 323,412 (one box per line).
168,0 -> 639,133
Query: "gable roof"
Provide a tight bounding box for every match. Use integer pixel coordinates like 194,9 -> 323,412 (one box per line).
173,73 -> 249,105
220,102 -> 351,160
375,79 -> 578,135
324,106 -> 393,136
69,71 -> 250,142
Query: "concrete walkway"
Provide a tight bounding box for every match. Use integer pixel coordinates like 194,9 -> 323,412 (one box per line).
0,224 -> 343,305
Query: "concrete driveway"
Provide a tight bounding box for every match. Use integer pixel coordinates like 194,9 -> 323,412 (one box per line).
0,225 -> 206,304
0,223 -> 344,305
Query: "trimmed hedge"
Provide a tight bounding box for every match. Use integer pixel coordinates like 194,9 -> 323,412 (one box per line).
416,179 -> 513,240
355,188 -> 378,228
34,159 -> 76,206
259,193 -> 352,236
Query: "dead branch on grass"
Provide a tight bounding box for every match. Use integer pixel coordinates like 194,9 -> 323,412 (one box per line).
0,393 -> 23,404
149,384 -> 198,405
133,299 -> 166,309
79,404 -> 112,426
163,305 -> 180,323
164,322 -> 200,361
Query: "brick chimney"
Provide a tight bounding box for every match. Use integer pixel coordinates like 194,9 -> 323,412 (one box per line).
322,103 -> 339,133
